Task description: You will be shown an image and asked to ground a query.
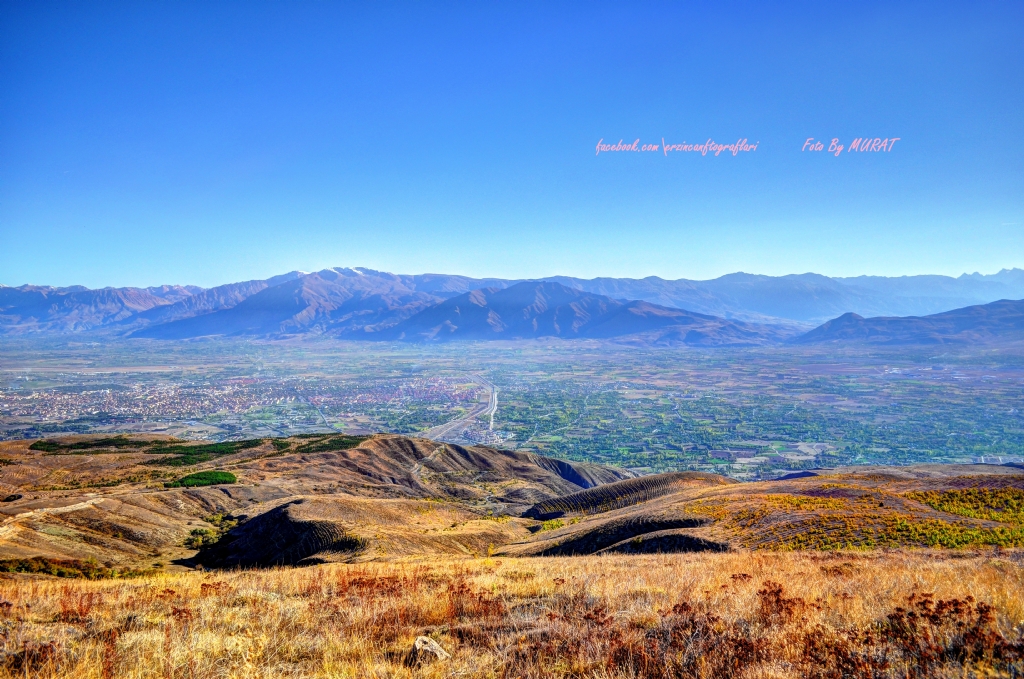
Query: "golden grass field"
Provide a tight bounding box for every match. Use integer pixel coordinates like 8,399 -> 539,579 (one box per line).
2,435 -> 1023,676
1,550 -> 1022,678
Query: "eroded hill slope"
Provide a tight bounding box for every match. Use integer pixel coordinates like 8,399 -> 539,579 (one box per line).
0,433 -> 632,569
501,465 -> 1024,556
2,433 -> 1022,571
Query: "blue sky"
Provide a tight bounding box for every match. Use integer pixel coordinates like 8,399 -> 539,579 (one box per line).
1,1 -> 1021,288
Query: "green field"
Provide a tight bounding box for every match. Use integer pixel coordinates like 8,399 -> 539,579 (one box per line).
2,338 -> 1023,478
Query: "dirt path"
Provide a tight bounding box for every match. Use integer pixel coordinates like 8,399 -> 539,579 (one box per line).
410,445 -> 447,479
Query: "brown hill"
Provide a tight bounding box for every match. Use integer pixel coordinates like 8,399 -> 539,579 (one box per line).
501,464 -> 1024,556
1,433 -> 1022,571
195,496 -> 529,567
523,471 -> 736,519
0,433 -> 632,568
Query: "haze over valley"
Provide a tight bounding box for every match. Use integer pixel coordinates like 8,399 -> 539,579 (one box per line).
5,266 -> 1024,476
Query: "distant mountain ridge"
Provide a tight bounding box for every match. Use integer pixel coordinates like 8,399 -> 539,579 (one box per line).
127,271 -> 306,328
793,299 -> 1024,345
2,267 -> 1024,343
0,284 -> 183,334
131,269 -> 439,339
379,281 -> 789,345
549,269 -> 1024,323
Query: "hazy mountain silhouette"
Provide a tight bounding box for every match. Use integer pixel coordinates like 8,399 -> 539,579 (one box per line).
132,269 -> 440,339
794,299 -> 1024,345
126,271 -> 306,329
4,267 -> 1024,338
547,270 -> 1024,323
379,281 -> 790,345
0,284 -> 176,334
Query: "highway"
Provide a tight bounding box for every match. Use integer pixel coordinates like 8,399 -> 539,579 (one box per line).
422,375 -> 496,443
487,387 -> 498,431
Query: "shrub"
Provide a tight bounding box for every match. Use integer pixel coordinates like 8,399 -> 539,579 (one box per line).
764,493 -> 849,511
184,528 -> 219,549
165,471 -> 236,488
0,557 -> 149,579
203,513 -> 238,531
147,439 -> 263,466
906,488 -> 1024,525
30,436 -> 153,453
295,434 -> 369,454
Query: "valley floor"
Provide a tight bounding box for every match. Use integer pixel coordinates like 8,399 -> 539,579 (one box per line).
0,551 -> 1022,678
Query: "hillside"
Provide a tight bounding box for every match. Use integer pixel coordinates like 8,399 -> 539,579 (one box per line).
124,271 -> 306,329
1,431 -> 1023,679
523,471 -> 736,519
795,298 -> 1024,345
501,465 -> 1024,556
379,281 -> 790,344
0,433 -> 632,568
1,433 -> 1022,573
551,269 -> 1024,324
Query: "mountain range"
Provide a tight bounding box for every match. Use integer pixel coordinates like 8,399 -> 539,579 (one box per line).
793,299 -> 1024,345
377,282 -> 790,345
2,267 -> 1024,345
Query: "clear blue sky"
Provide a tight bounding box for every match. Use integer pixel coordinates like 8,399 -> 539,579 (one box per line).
1,1 -> 1021,288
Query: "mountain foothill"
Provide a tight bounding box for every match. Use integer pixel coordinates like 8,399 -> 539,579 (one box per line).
2,433 -> 1021,568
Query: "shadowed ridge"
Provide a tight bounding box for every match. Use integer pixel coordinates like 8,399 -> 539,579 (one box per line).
523,515 -> 720,556
793,299 -> 1024,345
194,494 -> 538,568
524,471 -> 735,519
523,453 -> 633,490
504,464 -> 1024,557
197,498 -> 368,568
253,433 -> 635,501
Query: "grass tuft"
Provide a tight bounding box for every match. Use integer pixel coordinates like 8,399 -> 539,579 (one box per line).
0,552 -> 1019,678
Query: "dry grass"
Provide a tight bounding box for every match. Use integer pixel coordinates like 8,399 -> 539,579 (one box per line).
0,551 -> 1021,678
